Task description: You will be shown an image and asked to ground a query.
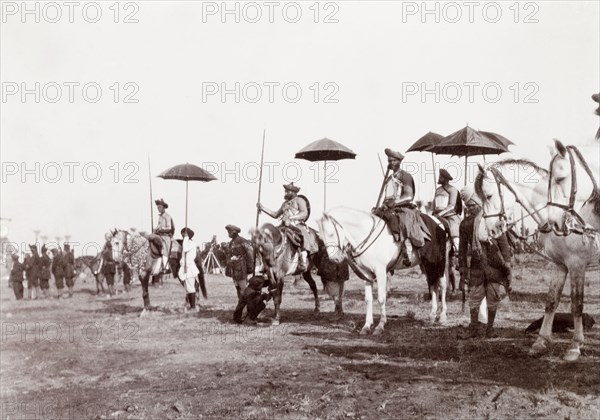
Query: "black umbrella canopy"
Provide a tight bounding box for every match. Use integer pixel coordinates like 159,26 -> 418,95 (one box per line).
157,163 -> 217,181
295,137 -> 356,211
406,132 -> 444,153
295,137 -> 356,161
157,163 -> 217,228
426,126 -> 512,157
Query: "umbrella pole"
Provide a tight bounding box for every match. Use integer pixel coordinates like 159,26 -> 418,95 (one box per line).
464,155 -> 468,186
324,160 -> 327,212
431,153 -> 436,197
185,180 -> 189,227
148,155 -> 154,232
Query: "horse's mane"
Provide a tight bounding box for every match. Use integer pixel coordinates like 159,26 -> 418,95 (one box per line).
494,159 -> 549,176
260,223 -> 282,244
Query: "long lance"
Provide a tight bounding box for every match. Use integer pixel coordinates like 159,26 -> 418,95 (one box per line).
375,167 -> 391,208
148,155 -> 154,231
253,129 -> 266,274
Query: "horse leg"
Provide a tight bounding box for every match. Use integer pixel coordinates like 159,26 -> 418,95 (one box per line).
439,273 -> 448,324
531,266 -> 568,355
373,268 -> 388,335
429,275 -> 438,323
302,271 -> 320,314
140,271 -> 151,311
565,267 -> 586,362
337,281 -> 345,318
360,282 -> 374,335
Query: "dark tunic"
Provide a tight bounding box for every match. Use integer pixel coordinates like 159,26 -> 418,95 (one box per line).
62,251 -> 76,287
10,260 -> 24,300
226,236 -> 253,281
458,212 -> 512,287
39,253 -> 52,289
101,246 -> 117,286
52,252 -> 65,290
24,254 -> 40,288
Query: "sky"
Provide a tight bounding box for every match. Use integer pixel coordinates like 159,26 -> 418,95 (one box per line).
1,0 -> 599,256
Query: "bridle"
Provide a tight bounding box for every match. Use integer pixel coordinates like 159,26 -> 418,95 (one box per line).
324,213 -> 387,260
544,145 -> 599,236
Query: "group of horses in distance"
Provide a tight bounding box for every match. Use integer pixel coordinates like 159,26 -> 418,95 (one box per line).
105,100 -> 599,361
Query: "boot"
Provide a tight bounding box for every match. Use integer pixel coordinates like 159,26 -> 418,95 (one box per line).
459,308 -> 482,339
35,286 -> 42,300
42,289 -> 50,299
486,309 -> 498,338
188,293 -> 196,310
28,287 -> 33,300
68,286 -> 74,298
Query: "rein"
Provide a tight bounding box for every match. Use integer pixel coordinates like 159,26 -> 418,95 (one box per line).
326,213 -> 387,259
545,146 -> 598,236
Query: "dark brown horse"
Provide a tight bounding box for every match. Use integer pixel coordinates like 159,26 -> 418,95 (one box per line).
252,223 -> 324,325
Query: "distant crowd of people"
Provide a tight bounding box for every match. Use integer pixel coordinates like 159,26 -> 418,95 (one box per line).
8,243 -> 76,300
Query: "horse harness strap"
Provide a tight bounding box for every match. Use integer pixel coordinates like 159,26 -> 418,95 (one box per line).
328,215 -> 386,259
546,146 -> 598,236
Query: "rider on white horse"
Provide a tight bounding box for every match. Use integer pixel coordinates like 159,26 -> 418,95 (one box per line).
372,148 -> 431,267
257,183 -> 318,272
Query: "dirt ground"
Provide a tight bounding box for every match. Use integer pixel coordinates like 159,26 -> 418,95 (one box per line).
1,254 -> 599,420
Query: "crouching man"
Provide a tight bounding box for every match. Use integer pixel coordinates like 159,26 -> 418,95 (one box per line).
233,275 -> 274,325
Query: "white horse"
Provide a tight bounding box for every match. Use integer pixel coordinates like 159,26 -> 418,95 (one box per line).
475,141 -> 599,361
317,207 -> 451,335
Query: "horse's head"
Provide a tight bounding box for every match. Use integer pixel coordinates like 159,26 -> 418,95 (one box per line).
252,223 -> 281,267
108,228 -> 127,263
547,139 -> 575,228
317,213 -> 346,263
474,164 -> 509,239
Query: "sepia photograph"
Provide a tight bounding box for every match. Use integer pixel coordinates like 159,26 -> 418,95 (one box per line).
1,1 -> 599,419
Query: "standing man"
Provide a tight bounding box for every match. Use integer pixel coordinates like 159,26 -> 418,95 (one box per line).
225,224 -> 253,299
10,254 -> 24,301
432,169 -> 462,263
62,244 -> 76,298
102,242 -> 117,297
38,245 -> 52,299
179,227 -> 200,311
51,248 -> 65,299
458,186 -> 512,339
256,183 -> 318,271
153,198 -> 175,286
24,245 -> 41,300
372,148 -> 430,267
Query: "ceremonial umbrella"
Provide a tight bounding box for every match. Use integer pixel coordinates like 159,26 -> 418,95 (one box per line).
157,163 -> 217,227
406,132 -> 445,196
425,126 -> 514,185
295,137 -> 356,211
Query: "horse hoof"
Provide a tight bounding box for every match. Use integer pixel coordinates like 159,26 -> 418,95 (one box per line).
373,326 -> 384,336
564,348 -> 581,362
530,337 -> 550,356
271,318 -> 280,326
429,314 -> 437,323
140,309 -> 149,318
439,314 -> 448,325
359,326 -> 371,335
